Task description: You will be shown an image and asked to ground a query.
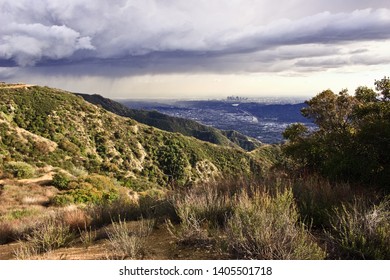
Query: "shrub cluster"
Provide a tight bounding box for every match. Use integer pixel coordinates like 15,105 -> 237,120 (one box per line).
106,218 -> 154,259
14,216 -> 75,259
53,174 -> 120,205
283,77 -> 390,188
225,189 -> 325,259
168,180 -> 326,259
327,197 -> 390,259
3,161 -> 36,179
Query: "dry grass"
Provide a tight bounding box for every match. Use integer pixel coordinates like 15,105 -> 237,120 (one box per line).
167,185 -> 232,245
0,181 -> 59,246
13,216 -> 75,259
327,196 -> 390,259
291,175 -> 355,228
0,221 -> 16,244
106,218 -> 154,259
60,207 -> 91,231
21,196 -> 45,205
2,168 -> 387,260
168,178 -> 326,260
0,183 -> 57,211
0,210 -> 48,245
86,198 -> 140,229
79,225 -> 97,248
225,188 -> 326,259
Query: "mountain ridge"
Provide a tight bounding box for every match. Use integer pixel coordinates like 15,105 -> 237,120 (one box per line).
78,93 -> 261,151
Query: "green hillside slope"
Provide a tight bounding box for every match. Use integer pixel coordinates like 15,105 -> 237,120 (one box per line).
0,85 -> 265,190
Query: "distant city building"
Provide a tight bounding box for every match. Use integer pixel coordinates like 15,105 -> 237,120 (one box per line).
227,96 -> 248,101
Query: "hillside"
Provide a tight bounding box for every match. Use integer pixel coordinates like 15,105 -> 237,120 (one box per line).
78,93 -> 261,151
0,85 -> 266,189
0,83 -> 282,260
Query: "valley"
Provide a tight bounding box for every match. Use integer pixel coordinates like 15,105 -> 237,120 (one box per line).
120,98 -> 315,144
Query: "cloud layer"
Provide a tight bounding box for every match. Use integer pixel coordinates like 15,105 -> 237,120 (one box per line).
1,0 -> 390,78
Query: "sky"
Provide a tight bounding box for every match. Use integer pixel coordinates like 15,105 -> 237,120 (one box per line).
1,0 -> 390,99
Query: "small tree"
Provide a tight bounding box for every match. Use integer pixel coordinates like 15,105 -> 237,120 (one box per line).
301,89 -> 357,133
157,140 -> 188,185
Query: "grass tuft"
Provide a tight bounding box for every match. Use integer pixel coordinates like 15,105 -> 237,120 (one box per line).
167,185 -> 232,245
106,218 -> 153,259
224,188 -> 326,259
14,216 -> 75,259
79,224 -> 97,248
327,196 -> 390,259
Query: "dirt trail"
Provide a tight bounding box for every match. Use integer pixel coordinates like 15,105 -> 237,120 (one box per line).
18,172 -> 54,185
0,84 -> 34,89
0,243 -> 20,260
0,223 -> 226,260
0,170 -> 54,186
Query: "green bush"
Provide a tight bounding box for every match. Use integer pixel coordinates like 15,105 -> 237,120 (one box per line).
157,140 -> 189,184
52,172 -> 71,190
59,138 -> 80,154
327,197 -> 390,259
122,177 -> 161,192
52,194 -> 76,206
3,161 -> 35,179
53,174 -> 120,205
167,188 -> 223,245
225,189 -> 326,260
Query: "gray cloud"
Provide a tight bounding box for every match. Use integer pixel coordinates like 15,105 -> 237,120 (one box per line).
295,48 -> 390,69
0,67 -> 18,79
1,0 -> 390,78
0,24 -> 94,66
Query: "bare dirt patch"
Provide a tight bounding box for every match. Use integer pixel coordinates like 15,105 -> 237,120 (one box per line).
0,220 -> 226,260
0,84 -> 34,89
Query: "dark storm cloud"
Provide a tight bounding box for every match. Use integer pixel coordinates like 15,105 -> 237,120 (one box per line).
295,53 -> 390,69
230,9 -> 390,52
1,0 -> 390,77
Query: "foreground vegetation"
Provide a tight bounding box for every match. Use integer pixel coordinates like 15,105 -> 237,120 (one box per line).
0,78 -> 389,259
1,172 -> 388,260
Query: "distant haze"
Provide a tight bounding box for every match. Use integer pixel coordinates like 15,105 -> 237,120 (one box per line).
1,0 -> 390,99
